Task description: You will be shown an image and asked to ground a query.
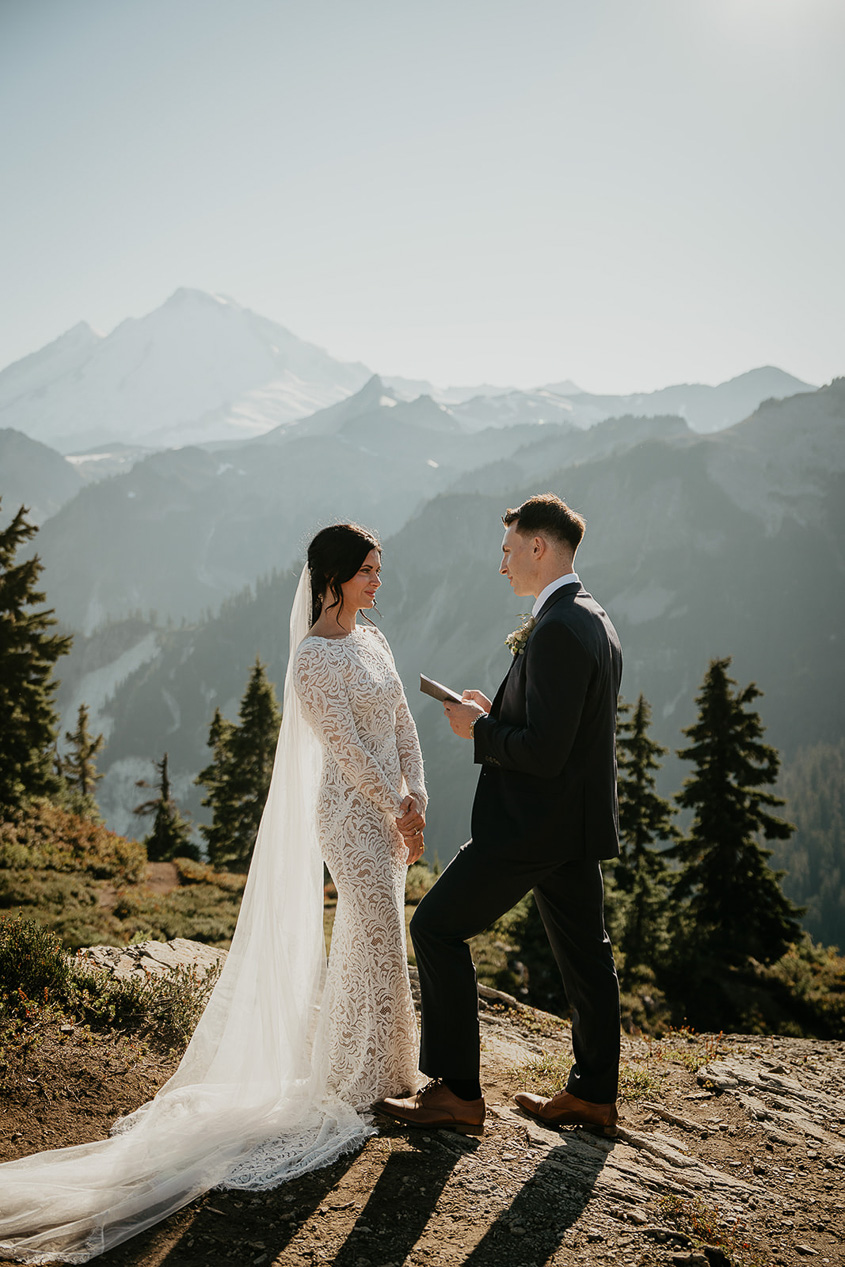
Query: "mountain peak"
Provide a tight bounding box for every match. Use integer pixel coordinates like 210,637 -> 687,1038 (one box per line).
721,365 -> 815,392
163,287 -> 236,310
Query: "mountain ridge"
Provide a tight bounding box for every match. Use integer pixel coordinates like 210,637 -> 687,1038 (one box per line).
0,290 -> 821,454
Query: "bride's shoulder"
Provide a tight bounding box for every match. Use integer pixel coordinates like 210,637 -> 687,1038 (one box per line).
362,623 -> 391,649
294,635 -> 332,668
296,633 -> 338,657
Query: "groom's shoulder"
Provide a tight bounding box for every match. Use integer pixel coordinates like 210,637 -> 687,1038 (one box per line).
540,588 -> 619,650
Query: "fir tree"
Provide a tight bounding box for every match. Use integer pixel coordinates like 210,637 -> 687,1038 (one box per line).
614,694 -> 678,971
672,657 -> 803,966
196,708 -> 238,865
60,703 -> 105,820
197,659 -> 281,871
0,502 -> 73,809
134,753 -> 197,862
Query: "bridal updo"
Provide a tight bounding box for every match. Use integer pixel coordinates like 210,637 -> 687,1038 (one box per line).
307,522 -> 381,625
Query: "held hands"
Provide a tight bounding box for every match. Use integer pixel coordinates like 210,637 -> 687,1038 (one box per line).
396,794 -> 426,866
443,689 -> 491,739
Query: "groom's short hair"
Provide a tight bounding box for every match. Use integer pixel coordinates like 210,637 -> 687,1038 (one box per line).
503,493 -> 585,552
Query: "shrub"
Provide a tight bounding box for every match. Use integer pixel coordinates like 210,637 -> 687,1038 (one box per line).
0,914 -> 219,1051
0,801 -> 145,883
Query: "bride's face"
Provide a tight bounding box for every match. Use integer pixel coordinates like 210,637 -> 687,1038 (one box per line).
340,548 -> 382,612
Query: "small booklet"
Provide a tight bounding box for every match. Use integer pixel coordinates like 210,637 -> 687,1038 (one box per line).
419,673 -> 463,704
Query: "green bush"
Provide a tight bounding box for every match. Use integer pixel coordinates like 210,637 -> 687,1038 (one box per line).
0,915 -> 219,1051
0,913 -> 72,1002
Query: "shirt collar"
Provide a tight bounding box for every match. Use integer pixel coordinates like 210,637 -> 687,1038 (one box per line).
532,572 -> 580,619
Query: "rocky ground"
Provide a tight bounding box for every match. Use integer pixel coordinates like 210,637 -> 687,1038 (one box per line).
1,942 -> 844,1267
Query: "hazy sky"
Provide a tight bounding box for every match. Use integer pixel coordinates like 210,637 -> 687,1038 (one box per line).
1,0 -> 843,393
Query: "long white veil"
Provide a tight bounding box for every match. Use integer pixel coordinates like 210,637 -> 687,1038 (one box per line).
0,566 -> 374,1265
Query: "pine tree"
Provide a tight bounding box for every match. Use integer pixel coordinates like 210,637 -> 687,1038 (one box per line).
196,708 -> 238,865
197,659 -> 281,871
134,753 -> 197,862
0,502 -> 73,809
60,703 -> 105,820
615,694 -> 678,971
672,657 -> 803,966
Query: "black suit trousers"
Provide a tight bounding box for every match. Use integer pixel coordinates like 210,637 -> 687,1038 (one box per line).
410,840 -> 621,1104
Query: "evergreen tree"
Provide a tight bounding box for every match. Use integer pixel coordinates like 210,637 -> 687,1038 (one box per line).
614,694 -> 678,970
134,753 -> 197,862
196,708 -> 238,865
672,657 -> 803,966
60,703 -> 105,820
0,502 -> 73,809
197,659 -> 281,871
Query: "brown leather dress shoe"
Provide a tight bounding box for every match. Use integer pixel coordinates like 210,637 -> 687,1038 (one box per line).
513,1089 -> 618,1135
374,1079 -> 485,1135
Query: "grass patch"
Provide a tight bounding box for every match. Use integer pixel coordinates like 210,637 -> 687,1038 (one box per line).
659,1194 -> 771,1267
643,1026 -> 728,1073
513,1049 -> 659,1102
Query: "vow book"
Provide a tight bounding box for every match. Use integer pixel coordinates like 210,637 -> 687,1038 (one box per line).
419,674 -> 463,704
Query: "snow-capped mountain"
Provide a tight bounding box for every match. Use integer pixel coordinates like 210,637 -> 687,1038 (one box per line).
0,290 -> 372,453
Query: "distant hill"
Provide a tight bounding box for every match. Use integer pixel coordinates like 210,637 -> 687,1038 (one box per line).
0,289 -> 371,452
444,367 -> 813,434
0,429 -> 84,524
556,366 -> 815,433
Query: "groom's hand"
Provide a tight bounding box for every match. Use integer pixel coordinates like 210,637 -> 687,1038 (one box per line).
462,689 -> 492,711
443,699 -> 487,739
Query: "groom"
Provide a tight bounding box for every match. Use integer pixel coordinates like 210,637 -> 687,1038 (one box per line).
378,493 -> 622,1134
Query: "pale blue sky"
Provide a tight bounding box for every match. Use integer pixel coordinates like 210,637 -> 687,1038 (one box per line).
1,0 -> 843,392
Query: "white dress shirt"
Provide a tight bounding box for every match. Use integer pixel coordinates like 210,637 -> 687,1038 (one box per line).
532,572 -> 580,619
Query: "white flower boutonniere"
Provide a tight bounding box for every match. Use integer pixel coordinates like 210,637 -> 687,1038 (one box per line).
505,614 -> 536,656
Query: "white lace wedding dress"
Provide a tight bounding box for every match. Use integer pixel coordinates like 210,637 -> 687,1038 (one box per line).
295,623 -> 425,1109
0,570 -> 425,1264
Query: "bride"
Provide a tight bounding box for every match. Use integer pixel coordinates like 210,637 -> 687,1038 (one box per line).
0,522 -> 427,1264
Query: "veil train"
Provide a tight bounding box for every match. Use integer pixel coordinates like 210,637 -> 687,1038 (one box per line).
0,566 -> 373,1265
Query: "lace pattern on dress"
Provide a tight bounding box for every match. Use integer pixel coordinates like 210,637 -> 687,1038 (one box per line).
294,625 -> 426,1109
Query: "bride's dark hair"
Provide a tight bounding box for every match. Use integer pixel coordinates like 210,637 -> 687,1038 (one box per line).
307,522 -> 381,626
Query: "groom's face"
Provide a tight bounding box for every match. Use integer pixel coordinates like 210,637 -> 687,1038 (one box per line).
500,523 -> 536,597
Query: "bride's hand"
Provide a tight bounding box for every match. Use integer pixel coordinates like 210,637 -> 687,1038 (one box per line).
396,794 -> 425,837
405,830 -> 425,866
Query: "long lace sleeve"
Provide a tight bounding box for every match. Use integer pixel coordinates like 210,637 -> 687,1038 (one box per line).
368,626 -> 427,812
395,693 -> 427,812
294,641 -> 404,816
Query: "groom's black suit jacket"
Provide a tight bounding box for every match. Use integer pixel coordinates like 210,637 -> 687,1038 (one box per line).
471,582 -> 622,864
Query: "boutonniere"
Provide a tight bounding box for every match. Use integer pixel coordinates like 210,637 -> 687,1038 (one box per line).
505,614 -> 536,656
